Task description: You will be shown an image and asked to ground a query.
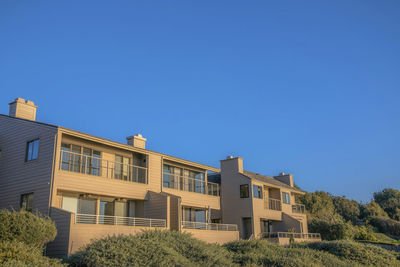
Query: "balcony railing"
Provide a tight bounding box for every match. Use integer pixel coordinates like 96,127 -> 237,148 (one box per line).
163,172 -> 220,196
181,221 -> 237,231
75,214 -> 166,227
292,204 -> 306,214
265,198 -> 282,211
260,232 -> 321,240
60,151 -> 148,184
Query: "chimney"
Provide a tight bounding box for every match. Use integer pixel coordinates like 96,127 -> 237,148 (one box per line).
274,172 -> 294,187
126,134 -> 147,149
9,98 -> 37,121
220,156 -> 243,174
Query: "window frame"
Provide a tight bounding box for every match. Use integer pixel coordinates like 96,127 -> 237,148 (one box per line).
253,185 -> 263,199
25,139 -> 39,162
240,184 -> 249,198
20,192 -> 34,212
282,192 -> 291,204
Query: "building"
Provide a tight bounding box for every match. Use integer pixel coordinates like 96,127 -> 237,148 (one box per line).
0,98 -> 319,258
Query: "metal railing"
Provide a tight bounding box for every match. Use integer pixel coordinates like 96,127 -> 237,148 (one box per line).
260,232 -> 321,239
163,173 -> 220,196
60,151 -> 148,184
292,204 -> 306,214
181,221 -> 237,231
75,214 -> 166,227
265,198 -> 282,211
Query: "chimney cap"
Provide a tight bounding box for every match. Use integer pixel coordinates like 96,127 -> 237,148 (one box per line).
280,172 -> 285,176
226,155 -> 234,159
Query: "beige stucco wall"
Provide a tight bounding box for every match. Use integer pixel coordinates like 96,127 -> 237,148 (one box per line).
182,229 -> 239,245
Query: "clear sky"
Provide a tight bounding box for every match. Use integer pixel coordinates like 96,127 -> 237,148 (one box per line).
1,1 -> 399,202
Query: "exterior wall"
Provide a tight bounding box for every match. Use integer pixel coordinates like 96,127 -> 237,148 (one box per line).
47,208 -> 73,258
143,191 -> 170,225
168,195 -> 181,230
0,115 -> 57,215
51,133 -> 163,206
182,229 -> 239,245
162,187 -> 220,210
220,158 -> 252,239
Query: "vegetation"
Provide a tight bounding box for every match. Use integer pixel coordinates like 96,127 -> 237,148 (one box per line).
66,230 -> 233,267
298,188 -> 400,244
0,209 -> 57,249
68,232 -> 400,267
0,210 -> 64,266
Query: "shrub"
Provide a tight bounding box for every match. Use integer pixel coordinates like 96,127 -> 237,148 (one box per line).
374,188 -> 400,220
224,239 -> 353,267
67,230 -> 234,267
353,225 -> 377,241
292,240 -> 400,267
0,209 -> 57,248
0,240 -> 65,266
361,201 -> 389,221
369,216 -> 400,236
308,218 -> 354,240
333,196 -> 361,224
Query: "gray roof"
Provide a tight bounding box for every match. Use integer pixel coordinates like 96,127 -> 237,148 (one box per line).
242,170 -> 305,193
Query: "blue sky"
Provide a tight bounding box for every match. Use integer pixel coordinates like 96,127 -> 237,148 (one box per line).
1,1 -> 399,202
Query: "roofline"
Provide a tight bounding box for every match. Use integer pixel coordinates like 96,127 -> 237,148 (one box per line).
0,114 -> 58,128
241,172 -> 306,194
58,126 -> 220,172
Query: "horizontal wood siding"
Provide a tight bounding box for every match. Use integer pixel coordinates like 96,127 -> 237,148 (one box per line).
162,188 -> 221,210
46,207 -> 72,258
0,116 -> 57,215
143,191 -> 169,221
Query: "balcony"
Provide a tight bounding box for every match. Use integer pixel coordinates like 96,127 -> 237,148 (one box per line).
264,198 -> 282,211
181,221 -> 237,231
75,214 -> 166,227
263,232 -> 321,239
163,172 -> 220,196
60,151 -> 148,184
292,204 -> 306,214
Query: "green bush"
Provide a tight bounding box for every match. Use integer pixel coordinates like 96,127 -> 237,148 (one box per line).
353,225 -> 377,241
308,218 -> 354,240
0,240 -> 65,266
0,209 -> 57,248
369,216 -> 400,236
224,239 -> 354,267
67,230 -> 234,267
292,240 -> 400,267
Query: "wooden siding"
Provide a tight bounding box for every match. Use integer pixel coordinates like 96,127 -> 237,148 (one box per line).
46,207 -> 72,258
143,191 -> 170,222
162,187 -> 220,210
0,115 -> 57,215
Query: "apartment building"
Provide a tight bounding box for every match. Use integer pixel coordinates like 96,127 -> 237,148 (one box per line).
0,98 -> 319,258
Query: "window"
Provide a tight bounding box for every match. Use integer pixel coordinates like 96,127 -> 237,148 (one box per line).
182,207 -> 206,222
282,192 -> 290,204
26,139 -> 39,161
20,193 -> 34,212
115,155 -> 130,180
162,164 -> 205,193
253,185 -> 263,199
240,184 -> 249,198
61,143 -> 101,176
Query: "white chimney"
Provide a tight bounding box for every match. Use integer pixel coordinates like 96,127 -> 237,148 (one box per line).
9,98 -> 37,121
126,134 -> 147,149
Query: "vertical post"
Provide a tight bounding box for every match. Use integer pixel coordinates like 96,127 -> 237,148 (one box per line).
96,198 -> 100,224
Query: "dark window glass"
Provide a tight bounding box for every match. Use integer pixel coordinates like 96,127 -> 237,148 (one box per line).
253,185 -> 263,199
26,139 -> 39,161
240,184 -> 249,198
282,192 -> 290,204
20,193 -> 34,212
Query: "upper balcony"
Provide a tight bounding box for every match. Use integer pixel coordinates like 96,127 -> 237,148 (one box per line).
59,150 -> 148,184
163,172 -> 220,196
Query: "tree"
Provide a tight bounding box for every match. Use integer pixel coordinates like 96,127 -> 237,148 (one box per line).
332,196 -> 360,224
373,188 -> 400,221
299,191 -> 338,222
360,201 -> 388,221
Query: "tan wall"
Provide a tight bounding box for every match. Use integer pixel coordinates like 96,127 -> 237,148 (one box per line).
69,221 -> 166,255
220,159 -> 252,239
182,229 -> 239,245
162,187 -> 220,210
0,115 -> 57,215
169,195 -> 181,230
